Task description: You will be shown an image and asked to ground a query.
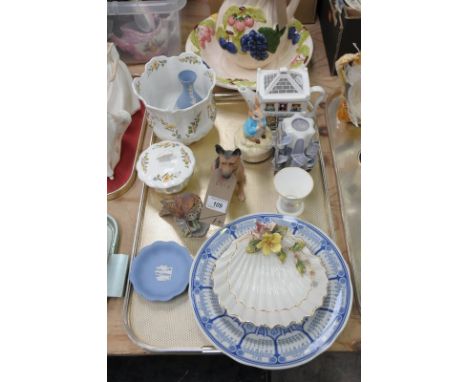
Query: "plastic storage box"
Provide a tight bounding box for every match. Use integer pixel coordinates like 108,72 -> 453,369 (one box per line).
107,0 -> 187,64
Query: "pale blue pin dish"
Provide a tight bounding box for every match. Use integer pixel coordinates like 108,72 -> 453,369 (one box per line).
189,213 -> 353,370
130,241 -> 193,302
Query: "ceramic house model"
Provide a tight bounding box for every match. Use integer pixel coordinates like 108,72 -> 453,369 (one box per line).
256,67 -> 310,129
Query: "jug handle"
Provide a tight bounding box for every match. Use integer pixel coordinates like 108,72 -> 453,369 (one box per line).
287,0 -> 301,21
307,86 -> 326,119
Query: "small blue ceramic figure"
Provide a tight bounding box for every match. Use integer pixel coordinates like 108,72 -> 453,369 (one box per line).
175,70 -> 202,109
238,86 -> 266,144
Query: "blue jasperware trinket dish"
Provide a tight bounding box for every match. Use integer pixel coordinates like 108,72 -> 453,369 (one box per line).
129,241 -> 193,302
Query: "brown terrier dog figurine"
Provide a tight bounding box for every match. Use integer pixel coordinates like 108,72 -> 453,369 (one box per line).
214,144 -> 246,202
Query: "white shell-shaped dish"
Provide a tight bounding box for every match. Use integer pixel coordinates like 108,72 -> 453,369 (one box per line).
136,140 -> 195,194
212,234 -> 328,328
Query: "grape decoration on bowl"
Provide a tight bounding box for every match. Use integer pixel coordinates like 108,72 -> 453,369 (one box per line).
287,26 -> 300,45
240,30 -> 269,60
215,5 -> 286,66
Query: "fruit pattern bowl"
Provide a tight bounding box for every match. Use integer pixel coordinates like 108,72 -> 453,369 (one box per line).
186,14 -> 313,89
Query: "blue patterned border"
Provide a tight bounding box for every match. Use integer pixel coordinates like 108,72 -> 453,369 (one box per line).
189,214 -> 353,370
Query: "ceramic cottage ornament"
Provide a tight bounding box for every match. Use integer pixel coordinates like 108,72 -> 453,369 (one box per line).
159,192 -> 209,237
107,43 -> 141,179
256,67 -> 325,130
234,86 -> 273,163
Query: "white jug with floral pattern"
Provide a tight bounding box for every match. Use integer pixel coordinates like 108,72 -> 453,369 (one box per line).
215,0 -> 301,69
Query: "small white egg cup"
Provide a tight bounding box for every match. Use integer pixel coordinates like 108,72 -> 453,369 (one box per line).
274,167 -> 314,216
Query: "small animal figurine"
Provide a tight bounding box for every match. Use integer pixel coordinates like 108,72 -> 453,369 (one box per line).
238,86 -> 267,144
159,192 -> 209,237
214,144 -> 246,202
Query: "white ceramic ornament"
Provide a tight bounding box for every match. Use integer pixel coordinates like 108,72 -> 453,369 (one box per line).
234,85 -> 273,163
132,52 -> 216,145
107,111 -> 132,179
107,43 -> 141,179
281,115 -> 316,152
136,141 -> 196,194
107,43 -> 140,116
274,167 -> 314,216
212,232 -> 328,328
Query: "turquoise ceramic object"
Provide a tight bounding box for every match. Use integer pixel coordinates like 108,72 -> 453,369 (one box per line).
107,214 -> 119,262
175,70 -> 202,109
130,241 -> 193,301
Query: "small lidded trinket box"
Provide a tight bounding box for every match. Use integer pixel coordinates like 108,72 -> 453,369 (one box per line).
136,140 -> 195,194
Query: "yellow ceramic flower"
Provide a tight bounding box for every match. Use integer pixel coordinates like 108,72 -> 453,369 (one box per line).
256,232 -> 282,255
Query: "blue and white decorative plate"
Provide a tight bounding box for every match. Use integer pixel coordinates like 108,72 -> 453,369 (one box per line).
189,214 -> 352,370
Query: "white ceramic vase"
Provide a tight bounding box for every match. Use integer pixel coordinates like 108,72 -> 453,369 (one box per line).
132,52 -> 217,145
212,233 -> 328,327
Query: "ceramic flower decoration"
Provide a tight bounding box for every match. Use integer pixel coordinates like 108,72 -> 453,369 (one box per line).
245,221 -> 306,275
257,232 -> 282,255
